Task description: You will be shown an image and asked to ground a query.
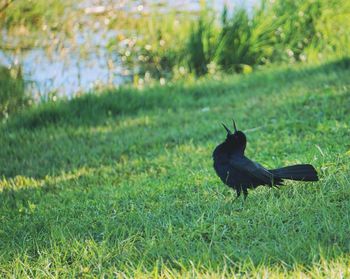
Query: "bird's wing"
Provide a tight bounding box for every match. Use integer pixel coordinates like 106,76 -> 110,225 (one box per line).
229,155 -> 275,185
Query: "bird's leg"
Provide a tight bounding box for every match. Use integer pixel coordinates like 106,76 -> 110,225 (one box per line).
237,188 -> 247,209
243,188 -> 248,200
233,188 -> 241,202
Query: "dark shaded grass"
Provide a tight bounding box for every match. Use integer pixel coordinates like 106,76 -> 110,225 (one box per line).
4,57 -> 349,130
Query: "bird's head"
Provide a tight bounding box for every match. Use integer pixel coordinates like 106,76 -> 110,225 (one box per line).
222,120 -> 247,153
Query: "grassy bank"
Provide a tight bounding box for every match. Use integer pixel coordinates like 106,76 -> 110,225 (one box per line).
0,59 -> 350,277
115,0 -> 350,80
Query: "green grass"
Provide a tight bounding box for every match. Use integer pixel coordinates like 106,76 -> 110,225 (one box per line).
1,58 -> 350,277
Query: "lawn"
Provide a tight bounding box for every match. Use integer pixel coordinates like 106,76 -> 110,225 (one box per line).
0,59 -> 350,277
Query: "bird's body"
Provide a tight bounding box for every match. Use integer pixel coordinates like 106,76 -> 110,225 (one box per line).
213,121 -> 318,199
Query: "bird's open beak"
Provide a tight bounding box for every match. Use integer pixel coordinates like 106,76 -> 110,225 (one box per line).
222,123 -> 232,134
233,119 -> 237,132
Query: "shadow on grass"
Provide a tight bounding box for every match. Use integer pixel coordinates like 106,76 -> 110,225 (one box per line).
0,75 -> 349,179
3,57 -> 350,130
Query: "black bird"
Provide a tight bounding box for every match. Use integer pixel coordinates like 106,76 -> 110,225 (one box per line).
213,120 -> 319,199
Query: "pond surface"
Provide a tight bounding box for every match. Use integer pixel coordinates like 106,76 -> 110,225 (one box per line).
0,0 -> 256,99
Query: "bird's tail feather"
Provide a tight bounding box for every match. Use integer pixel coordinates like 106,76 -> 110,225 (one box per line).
270,164 -> 319,181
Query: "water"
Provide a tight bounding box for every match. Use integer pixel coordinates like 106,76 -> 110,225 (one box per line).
8,31 -> 126,99
0,16 -> 127,99
0,0 -> 256,99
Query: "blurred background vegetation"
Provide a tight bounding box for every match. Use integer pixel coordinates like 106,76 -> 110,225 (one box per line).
0,0 -> 349,118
